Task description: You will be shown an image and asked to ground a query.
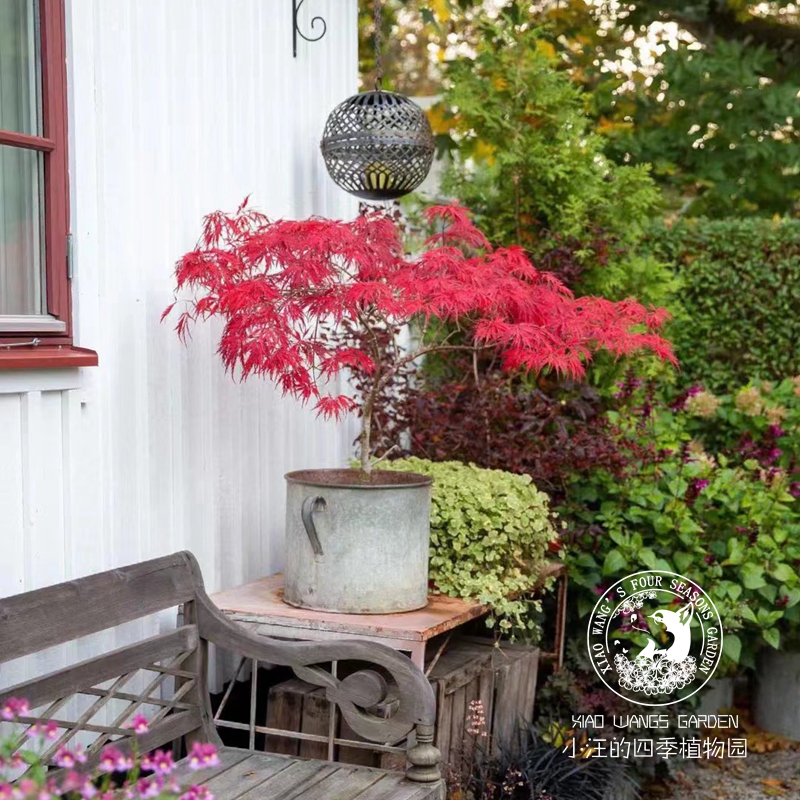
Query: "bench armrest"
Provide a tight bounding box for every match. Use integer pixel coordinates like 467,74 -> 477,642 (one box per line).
183,554 -> 437,754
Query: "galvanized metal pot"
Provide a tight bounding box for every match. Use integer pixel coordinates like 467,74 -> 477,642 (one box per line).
284,469 -> 432,614
755,649 -> 800,740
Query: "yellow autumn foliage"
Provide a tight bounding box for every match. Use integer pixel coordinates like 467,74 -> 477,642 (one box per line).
427,104 -> 457,135
472,140 -> 496,164
597,116 -> 634,135
432,0 -> 450,22
535,40 -> 557,62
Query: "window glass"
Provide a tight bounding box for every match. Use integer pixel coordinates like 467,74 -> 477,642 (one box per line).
0,0 -> 42,136
0,144 -> 44,315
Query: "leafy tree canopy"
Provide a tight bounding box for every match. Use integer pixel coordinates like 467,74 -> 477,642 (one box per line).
358,0 -> 800,217
434,15 -> 675,313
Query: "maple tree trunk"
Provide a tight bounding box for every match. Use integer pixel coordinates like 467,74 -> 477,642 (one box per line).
359,413 -> 372,474
359,378 -> 380,475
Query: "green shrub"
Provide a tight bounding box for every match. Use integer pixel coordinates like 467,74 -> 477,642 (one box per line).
561,383 -> 800,671
434,15 -> 674,311
680,377 -> 800,474
646,218 -> 800,391
384,457 -> 558,635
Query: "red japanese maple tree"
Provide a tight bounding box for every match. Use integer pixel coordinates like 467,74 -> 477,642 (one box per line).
164,201 -> 675,473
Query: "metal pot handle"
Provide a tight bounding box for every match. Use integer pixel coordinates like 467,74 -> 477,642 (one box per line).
301,495 -> 326,556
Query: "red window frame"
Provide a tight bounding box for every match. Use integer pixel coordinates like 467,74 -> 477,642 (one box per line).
0,0 -> 96,367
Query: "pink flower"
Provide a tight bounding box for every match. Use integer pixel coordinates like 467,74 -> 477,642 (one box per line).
1,754 -> 23,772
25,721 -> 58,741
141,750 -> 175,775
38,780 -> 60,800
18,780 -> 38,799
187,743 -> 219,770
0,698 -> 30,721
179,786 -> 214,800
80,783 -> 99,800
0,783 -> 15,800
135,777 -> 164,799
97,749 -> 120,774
127,715 -> 150,736
98,746 -> 133,774
59,772 -> 87,795
54,745 -> 87,769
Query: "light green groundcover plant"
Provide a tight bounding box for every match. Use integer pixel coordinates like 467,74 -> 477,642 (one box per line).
384,457 -> 559,636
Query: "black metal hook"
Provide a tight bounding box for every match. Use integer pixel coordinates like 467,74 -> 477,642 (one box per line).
293,0 -> 328,58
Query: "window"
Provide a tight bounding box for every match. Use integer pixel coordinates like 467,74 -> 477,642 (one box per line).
0,0 -> 93,366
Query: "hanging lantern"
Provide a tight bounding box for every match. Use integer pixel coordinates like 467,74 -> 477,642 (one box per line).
320,91 -> 434,201
320,0 -> 434,201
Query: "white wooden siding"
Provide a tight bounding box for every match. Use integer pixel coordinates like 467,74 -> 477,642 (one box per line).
0,0 -> 359,689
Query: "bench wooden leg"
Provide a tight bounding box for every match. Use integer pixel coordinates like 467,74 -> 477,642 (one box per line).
406,722 -> 443,797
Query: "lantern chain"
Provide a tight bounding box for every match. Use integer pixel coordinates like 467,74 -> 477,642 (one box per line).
320,0 -> 434,202
374,0 -> 383,91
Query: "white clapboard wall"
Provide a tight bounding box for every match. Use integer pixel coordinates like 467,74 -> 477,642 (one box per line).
0,0 -> 359,693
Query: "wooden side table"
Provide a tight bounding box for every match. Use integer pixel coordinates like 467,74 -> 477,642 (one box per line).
211,574 -> 488,670
210,562 -> 567,671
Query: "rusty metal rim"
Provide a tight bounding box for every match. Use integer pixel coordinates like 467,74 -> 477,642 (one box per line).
285,468 -> 432,489
281,593 -> 429,614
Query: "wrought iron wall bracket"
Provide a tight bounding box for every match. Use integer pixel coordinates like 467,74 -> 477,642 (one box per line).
292,0 -> 327,58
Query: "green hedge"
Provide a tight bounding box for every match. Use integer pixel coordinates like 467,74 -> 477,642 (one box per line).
646,218 -> 800,391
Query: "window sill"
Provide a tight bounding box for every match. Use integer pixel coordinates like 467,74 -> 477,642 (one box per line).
0,345 -> 98,370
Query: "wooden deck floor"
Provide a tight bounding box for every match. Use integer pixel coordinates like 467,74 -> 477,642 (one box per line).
176,748 -> 439,800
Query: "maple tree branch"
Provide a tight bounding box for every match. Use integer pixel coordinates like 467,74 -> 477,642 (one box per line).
365,340 -> 484,401
472,344 -> 481,389
373,306 -> 402,366
356,308 -> 383,364
395,342 -> 492,371
419,316 -> 431,345
370,444 -> 400,469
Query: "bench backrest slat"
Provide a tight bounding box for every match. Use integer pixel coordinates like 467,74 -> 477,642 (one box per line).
0,625 -> 198,710
0,553 -> 197,664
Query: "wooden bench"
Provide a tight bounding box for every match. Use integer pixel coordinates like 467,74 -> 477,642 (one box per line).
0,552 -> 443,800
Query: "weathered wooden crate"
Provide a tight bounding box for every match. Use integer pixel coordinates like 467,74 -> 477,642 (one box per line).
264,678 -> 329,760
428,638 -> 539,768
264,677 -> 397,768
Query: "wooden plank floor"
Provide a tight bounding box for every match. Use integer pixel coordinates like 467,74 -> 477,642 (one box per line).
173,748 -> 438,800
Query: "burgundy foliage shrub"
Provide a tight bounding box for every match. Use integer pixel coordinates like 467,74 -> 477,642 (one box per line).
370,367 -> 652,503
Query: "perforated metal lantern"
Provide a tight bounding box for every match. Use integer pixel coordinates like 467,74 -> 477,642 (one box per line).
320,90 -> 435,201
